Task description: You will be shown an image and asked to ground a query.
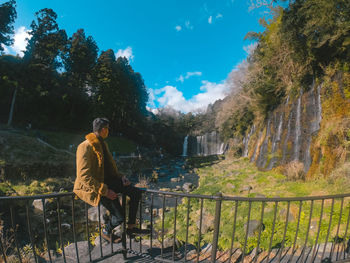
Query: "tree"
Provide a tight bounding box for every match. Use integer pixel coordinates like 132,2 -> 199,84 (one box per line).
0,55 -> 22,125
92,49 -> 121,131
0,0 -> 16,54
24,8 -> 67,69
281,0 -> 350,73
64,29 -> 98,83
62,29 -> 98,128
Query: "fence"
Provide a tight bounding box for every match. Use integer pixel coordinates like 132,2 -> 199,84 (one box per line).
0,190 -> 350,263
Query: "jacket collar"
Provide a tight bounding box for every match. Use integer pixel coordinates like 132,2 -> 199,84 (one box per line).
85,133 -> 103,167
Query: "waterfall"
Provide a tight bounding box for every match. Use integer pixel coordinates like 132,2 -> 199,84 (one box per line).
267,113 -> 283,169
243,125 -> 255,157
182,135 -> 188,157
192,131 -> 227,156
305,84 -> 322,171
316,84 -> 322,129
250,131 -> 262,162
196,136 -> 200,155
275,114 -> 283,149
257,118 -> 271,167
282,109 -> 292,163
294,91 -> 302,161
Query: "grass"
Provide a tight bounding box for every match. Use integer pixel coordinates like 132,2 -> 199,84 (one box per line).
24,129 -> 137,154
0,127 -> 137,197
157,155 -> 350,253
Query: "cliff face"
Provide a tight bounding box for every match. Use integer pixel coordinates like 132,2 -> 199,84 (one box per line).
244,73 -> 350,176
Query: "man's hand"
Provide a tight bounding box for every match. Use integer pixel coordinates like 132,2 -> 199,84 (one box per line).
106,189 -> 118,200
122,176 -> 131,186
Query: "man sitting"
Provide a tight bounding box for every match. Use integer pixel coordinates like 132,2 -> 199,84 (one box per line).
74,117 -> 149,242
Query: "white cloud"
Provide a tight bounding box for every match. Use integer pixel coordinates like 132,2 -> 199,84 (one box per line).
208,14 -> 223,25
12,26 -> 31,56
146,106 -> 159,115
1,44 -> 10,54
176,71 -> 202,82
185,21 -> 194,30
175,25 -> 182,31
186,71 -> 202,78
2,26 -> 31,57
176,75 -> 185,83
115,46 -> 134,61
149,80 -> 230,113
243,42 -> 258,55
147,88 -> 156,108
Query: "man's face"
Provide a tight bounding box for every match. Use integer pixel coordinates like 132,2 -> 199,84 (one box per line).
100,126 -> 109,139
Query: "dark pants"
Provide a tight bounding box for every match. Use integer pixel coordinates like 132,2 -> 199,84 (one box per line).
100,177 -> 142,234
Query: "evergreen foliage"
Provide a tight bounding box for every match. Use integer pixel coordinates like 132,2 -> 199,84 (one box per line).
0,6 -> 150,146
0,0 -> 16,53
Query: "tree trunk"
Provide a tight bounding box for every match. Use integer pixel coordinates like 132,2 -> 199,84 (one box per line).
7,84 -> 18,127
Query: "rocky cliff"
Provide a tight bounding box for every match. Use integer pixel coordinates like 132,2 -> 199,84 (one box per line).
243,72 -> 350,177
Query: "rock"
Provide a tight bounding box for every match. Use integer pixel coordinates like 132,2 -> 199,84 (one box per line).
279,208 -> 295,222
88,205 -> 107,223
65,241 -> 91,259
196,209 -> 214,233
163,237 -> 175,248
61,223 -> 71,230
240,185 -> 253,192
94,235 -> 109,247
244,220 -> 262,237
183,183 -> 194,193
32,199 -> 49,211
254,194 -> 266,198
171,177 -> 180,182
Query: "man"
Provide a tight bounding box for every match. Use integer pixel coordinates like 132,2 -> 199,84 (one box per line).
74,117 -> 148,243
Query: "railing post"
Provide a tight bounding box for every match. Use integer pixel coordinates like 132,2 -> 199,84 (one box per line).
122,194 -> 127,259
211,192 -> 222,263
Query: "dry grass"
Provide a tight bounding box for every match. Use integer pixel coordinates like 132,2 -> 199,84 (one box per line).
283,161 -> 305,181
135,174 -> 149,188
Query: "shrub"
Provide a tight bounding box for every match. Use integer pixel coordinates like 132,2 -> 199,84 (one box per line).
283,161 -> 305,180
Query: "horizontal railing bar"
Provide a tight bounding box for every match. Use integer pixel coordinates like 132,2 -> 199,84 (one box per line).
2,190 -> 350,202
144,189 -> 220,200
221,193 -> 350,202
0,192 -> 73,201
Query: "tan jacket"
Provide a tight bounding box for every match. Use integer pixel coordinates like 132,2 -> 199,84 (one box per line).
73,133 -> 122,206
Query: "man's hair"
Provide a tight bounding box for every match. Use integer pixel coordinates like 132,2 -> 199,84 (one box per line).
93,118 -> 110,132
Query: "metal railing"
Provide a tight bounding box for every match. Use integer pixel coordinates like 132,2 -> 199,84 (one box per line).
1,190 -> 350,263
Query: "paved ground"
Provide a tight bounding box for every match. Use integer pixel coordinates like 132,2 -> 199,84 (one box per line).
16,237 -> 349,263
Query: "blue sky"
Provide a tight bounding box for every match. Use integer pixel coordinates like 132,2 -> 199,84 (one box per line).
4,0 -> 271,113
